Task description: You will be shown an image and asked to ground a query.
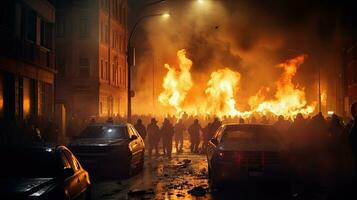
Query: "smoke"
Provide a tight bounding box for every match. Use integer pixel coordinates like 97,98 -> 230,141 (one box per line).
130,0 -> 356,116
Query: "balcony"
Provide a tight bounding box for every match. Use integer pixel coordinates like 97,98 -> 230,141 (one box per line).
0,30 -> 54,70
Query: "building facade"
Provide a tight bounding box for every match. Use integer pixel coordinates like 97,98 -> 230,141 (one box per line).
342,42 -> 357,117
0,0 -> 55,121
55,0 -> 128,122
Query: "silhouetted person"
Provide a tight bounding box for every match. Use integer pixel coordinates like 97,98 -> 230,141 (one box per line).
274,115 -> 290,133
174,119 -> 186,153
202,122 -> 212,151
250,116 -> 257,124
239,118 -> 245,124
134,119 -> 147,140
161,118 -> 174,158
349,102 -> 357,170
188,119 -> 201,153
147,118 -> 160,157
329,114 -> 344,137
261,115 -> 269,124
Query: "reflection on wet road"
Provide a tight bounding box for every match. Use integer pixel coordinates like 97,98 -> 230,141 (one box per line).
92,150 -> 292,200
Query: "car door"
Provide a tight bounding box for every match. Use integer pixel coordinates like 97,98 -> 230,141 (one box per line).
207,126 -> 224,161
60,150 -> 80,199
128,125 -> 142,165
64,149 -> 88,200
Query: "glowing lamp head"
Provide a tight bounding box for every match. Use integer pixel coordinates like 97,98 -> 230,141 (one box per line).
162,13 -> 170,18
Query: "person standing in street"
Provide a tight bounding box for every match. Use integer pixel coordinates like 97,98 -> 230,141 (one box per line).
134,119 -> 147,140
161,118 -> 174,158
349,102 -> 357,171
174,119 -> 186,153
188,119 -> 201,153
147,118 -> 160,157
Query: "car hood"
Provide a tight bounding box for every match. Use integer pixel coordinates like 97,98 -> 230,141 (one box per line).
218,140 -> 281,152
0,177 -> 56,197
69,138 -> 128,147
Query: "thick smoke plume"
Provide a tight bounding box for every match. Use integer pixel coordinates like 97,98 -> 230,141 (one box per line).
130,0 -> 356,116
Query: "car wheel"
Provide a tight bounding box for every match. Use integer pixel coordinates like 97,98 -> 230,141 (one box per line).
138,151 -> 144,171
208,165 -> 219,189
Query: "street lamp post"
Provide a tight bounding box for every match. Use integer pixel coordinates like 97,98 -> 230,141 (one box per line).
127,13 -> 170,122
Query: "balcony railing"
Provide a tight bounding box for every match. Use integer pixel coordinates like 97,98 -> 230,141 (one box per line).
0,30 -> 54,70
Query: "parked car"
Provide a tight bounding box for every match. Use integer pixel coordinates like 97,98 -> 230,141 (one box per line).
68,123 -> 145,178
207,124 -> 289,187
0,145 -> 91,200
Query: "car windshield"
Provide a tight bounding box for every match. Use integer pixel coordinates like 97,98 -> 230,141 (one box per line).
221,126 -> 280,143
0,148 -> 59,178
79,125 -> 128,139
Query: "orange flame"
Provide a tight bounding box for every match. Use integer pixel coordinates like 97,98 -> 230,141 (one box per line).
158,50 -> 315,119
158,49 -> 193,115
250,55 -> 315,118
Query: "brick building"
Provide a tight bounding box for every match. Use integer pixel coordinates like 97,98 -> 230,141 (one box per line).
55,0 -> 128,122
0,0 -> 55,122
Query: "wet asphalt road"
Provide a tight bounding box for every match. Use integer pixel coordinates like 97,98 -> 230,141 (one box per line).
91,141 -> 295,200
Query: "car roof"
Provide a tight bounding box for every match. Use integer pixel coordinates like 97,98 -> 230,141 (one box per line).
86,122 -> 131,127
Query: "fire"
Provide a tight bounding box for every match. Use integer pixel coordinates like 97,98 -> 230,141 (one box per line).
205,68 -> 250,118
158,49 -> 315,119
250,55 -> 315,118
158,49 -> 193,114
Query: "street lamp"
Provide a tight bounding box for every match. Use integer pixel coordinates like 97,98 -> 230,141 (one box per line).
127,13 -> 170,122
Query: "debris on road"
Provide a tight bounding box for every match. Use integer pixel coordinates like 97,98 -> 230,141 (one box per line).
188,186 -> 208,196
127,188 -> 155,196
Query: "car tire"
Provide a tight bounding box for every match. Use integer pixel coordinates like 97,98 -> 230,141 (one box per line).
208,165 -> 220,189
138,151 -> 144,171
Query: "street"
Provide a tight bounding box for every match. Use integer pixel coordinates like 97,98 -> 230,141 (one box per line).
91,141 -> 294,200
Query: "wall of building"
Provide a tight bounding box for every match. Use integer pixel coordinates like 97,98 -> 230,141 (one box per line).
0,0 -> 55,121
55,0 -> 128,122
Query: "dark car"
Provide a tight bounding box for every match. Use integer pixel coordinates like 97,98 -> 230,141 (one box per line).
0,145 -> 91,200
68,123 -> 145,178
207,124 -> 289,187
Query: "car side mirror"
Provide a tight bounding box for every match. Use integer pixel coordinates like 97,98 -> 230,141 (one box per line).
210,138 -> 218,146
63,167 -> 74,178
130,135 -> 138,141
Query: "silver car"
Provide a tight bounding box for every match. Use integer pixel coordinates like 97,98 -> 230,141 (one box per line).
207,124 -> 289,187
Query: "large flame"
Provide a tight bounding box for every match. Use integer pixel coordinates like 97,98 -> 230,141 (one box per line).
158,49 -> 193,114
205,68 -> 251,118
158,49 -> 315,119
250,55 -> 315,118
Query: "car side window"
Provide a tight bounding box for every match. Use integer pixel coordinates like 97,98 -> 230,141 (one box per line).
60,151 -> 71,169
130,126 -> 140,137
216,127 -> 225,143
64,150 -> 80,172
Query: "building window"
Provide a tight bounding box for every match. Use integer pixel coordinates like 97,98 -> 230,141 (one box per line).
99,102 -> 102,114
100,59 -> 104,79
105,25 -> 109,44
57,59 -> 66,77
100,22 -> 104,42
40,20 -> 53,49
56,17 -> 65,37
106,61 -> 110,80
25,9 -> 37,42
79,58 -> 90,78
79,18 -> 89,38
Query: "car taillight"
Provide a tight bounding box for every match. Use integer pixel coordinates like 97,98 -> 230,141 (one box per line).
218,151 -> 243,164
